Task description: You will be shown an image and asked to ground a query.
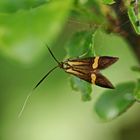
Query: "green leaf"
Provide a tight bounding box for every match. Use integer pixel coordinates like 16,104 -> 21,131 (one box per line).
134,79 -> 140,101
70,76 -> 92,101
0,0 -> 47,13
0,0 -> 73,65
71,0 -> 105,26
102,0 -> 115,5
131,66 -> 140,72
94,82 -> 136,121
66,31 -> 95,58
66,30 -> 96,101
128,3 -> 140,35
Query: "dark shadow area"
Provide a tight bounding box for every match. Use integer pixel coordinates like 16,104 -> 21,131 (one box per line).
119,120 -> 140,140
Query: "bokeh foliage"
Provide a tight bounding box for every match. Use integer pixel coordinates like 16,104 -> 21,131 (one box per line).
0,0 -> 140,124
0,0 -> 73,64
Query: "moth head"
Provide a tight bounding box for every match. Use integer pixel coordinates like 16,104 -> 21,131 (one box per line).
62,61 -> 71,69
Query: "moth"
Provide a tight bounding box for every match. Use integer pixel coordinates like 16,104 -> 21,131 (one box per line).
33,45 -> 119,90
18,46 -> 119,117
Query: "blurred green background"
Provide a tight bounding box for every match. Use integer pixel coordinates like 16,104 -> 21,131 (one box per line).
1,0 -> 140,140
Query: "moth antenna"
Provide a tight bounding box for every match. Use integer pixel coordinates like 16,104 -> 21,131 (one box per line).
33,65 -> 59,90
18,90 -> 33,118
18,65 -> 59,118
45,44 -> 61,65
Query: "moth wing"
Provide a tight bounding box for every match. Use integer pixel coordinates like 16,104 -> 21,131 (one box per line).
65,68 -> 92,83
67,57 -> 93,67
93,72 -> 115,89
97,56 -> 119,70
66,56 -> 119,70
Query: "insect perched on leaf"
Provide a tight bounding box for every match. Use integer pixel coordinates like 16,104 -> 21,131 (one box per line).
18,44 -> 119,118
34,45 -> 119,90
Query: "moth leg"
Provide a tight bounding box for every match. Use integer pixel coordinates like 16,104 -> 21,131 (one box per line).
77,51 -> 88,58
67,51 -> 88,60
